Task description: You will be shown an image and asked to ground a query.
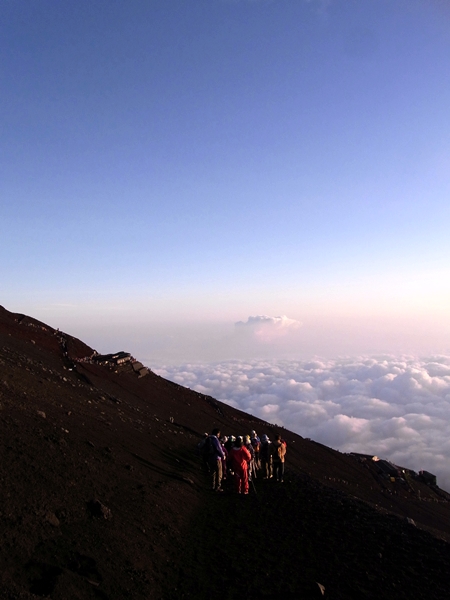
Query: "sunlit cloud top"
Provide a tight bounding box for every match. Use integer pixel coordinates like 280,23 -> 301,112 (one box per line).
235,315 -> 302,343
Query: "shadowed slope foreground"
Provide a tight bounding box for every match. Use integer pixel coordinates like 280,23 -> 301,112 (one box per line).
1,305 -> 450,599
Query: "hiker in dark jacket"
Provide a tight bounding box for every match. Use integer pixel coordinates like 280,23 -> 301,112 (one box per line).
224,436 -> 234,454
272,434 -> 286,482
224,435 -> 235,475
205,428 -> 225,492
260,434 -> 273,479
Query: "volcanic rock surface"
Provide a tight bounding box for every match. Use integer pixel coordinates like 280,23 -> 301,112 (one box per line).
1,305 -> 450,599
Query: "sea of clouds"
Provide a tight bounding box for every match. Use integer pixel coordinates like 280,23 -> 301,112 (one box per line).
154,355 -> 450,492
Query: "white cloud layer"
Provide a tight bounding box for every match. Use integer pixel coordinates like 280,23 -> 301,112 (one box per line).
154,355 -> 450,492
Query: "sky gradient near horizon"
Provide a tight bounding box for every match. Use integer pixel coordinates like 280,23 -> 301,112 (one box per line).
2,0 -> 450,361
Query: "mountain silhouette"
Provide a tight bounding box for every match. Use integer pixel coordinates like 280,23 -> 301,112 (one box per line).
1,304 -> 450,599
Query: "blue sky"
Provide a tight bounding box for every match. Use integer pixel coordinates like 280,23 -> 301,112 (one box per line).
2,0 -> 450,361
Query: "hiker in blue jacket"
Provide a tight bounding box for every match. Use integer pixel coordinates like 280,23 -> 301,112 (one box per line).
205,428 -> 225,492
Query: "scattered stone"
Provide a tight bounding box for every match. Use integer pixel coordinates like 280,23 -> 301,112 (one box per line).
45,512 -> 60,527
88,499 -> 113,520
316,582 -> 325,596
37,411 -> 46,419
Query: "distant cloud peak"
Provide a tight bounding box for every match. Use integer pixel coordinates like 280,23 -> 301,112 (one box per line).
235,315 -> 302,343
236,314 -> 301,328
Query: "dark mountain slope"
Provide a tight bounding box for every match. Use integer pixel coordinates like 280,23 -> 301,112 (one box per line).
1,305 -> 450,599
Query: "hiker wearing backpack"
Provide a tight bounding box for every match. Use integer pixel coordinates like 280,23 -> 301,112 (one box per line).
203,428 -> 225,492
229,436 -> 252,494
260,434 -> 273,479
273,434 -> 287,482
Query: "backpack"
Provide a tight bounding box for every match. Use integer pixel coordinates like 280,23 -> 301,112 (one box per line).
202,436 -> 215,459
261,440 -> 271,460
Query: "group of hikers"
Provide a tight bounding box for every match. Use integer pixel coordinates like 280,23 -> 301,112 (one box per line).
198,428 -> 287,494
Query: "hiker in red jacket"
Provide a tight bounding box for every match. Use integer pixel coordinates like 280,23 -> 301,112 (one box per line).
229,437 -> 252,494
